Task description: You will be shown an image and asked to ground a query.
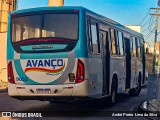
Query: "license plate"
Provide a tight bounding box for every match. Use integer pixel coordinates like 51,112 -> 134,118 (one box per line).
36,88 -> 51,94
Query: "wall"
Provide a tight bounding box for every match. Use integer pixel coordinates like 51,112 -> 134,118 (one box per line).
125,25 -> 141,33
0,0 -> 16,32
0,33 -> 7,82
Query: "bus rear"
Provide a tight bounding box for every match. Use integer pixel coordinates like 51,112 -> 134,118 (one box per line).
7,7 -> 88,101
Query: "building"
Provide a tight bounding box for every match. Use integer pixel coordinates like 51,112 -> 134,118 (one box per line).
0,0 -> 17,82
125,25 -> 141,33
0,0 -> 17,32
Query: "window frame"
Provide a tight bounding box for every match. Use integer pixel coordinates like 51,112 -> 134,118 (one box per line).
132,37 -> 136,58
110,28 -> 117,55
87,18 -> 100,55
137,38 -> 141,58
117,31 -> 124,56
87,19 -> 93,53
135,38 -> 140,58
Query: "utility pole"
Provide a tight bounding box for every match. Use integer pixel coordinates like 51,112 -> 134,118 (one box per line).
150,8 -> 160,73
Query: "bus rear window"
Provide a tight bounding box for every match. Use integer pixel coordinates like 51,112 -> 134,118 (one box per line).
11,13 -> 78,53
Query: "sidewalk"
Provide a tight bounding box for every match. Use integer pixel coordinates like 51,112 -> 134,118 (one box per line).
139,74 -> 160,115
0,81 -> 7,92
140,99 -> 160,112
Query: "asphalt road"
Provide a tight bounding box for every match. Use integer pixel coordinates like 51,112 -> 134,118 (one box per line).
0,86 -> 150,120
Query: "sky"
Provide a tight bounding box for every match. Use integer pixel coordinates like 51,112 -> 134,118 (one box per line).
17,0 -> 159,47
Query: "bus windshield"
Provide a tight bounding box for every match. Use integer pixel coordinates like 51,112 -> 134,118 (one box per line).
11,13 -> 78,43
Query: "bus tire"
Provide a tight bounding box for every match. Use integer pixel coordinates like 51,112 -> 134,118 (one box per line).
129,73 -> 141,96
108,79 -> 117,106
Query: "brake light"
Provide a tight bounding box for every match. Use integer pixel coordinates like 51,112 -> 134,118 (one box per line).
12,14 -> 17,17
75,59 -> 85,83
8,61 -> 15,84
74,10 -> 79,13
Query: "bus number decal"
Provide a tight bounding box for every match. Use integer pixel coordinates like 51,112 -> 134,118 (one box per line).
16,77 -> 28,81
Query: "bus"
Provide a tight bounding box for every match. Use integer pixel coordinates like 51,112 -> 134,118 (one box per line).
7,6 -> 145,105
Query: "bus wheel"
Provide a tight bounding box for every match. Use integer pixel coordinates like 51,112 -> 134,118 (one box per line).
108,80 -> 117,106
129,74 -> 141,96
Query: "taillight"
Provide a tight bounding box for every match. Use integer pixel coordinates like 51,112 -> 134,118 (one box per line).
12,14 -> 17,17
75,59 -> 85,83
74,10 -> 79,13
8,61 -> 15,84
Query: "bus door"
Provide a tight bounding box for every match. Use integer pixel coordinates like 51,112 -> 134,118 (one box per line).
99,30 -> 110,96
124,36 -> 131,89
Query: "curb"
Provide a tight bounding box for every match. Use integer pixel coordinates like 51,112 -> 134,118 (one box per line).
139,100 -> 160,119
139,101 -> 150,113
0,87 -> 7,92
139,100 -> 160,114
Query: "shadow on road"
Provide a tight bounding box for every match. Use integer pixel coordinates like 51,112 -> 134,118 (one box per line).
15,86 -> 147,117
26,94 -> 131,110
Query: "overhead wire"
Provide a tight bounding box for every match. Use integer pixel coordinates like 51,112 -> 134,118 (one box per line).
139,9 -> 151,25
141,17 -> 153,28
141,17 -> 155,33
148,17 -> 154,31
141,11 -> 156,33
141,17 -> 153,33
148,20 -> 156,32
145,27 -> 155,40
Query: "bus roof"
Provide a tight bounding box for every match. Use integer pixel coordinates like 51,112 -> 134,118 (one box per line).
10,6 -> 143,39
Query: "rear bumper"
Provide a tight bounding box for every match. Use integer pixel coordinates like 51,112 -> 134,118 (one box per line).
11,96 -> 89,101
8,80 -> 89,99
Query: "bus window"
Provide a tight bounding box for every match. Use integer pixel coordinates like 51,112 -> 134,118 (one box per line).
115,30 -> 119,55
110,29 -> 116,55
11,13 -> 78,53
130,36 -> 133,56
118,31 -> 124,55
137,39 -> 141,58
140,39 -> 144,56
12,14 -> 78,42
23,26 -> 37,39
132,37 -> 136,57
35,28 -> 40,38
91,23 -> 100,54
135,38 -> 140,58
87,20 -> 93,53
12,24 -> 22,42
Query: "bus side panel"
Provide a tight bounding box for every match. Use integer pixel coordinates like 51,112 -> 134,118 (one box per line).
88,57 -> 103,98
110,57 -> 126,93
131,58 -> 137,89
8,82 -> 19,96
131,59 -> 142,88
131,61 -> 143,88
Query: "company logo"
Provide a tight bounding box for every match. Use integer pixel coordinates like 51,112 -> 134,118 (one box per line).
32,45 -> 53,50
25,59 -> 65,75
2,112 -> 11,117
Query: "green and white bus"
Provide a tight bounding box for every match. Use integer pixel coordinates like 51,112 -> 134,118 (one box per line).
7,6 -> 145,105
